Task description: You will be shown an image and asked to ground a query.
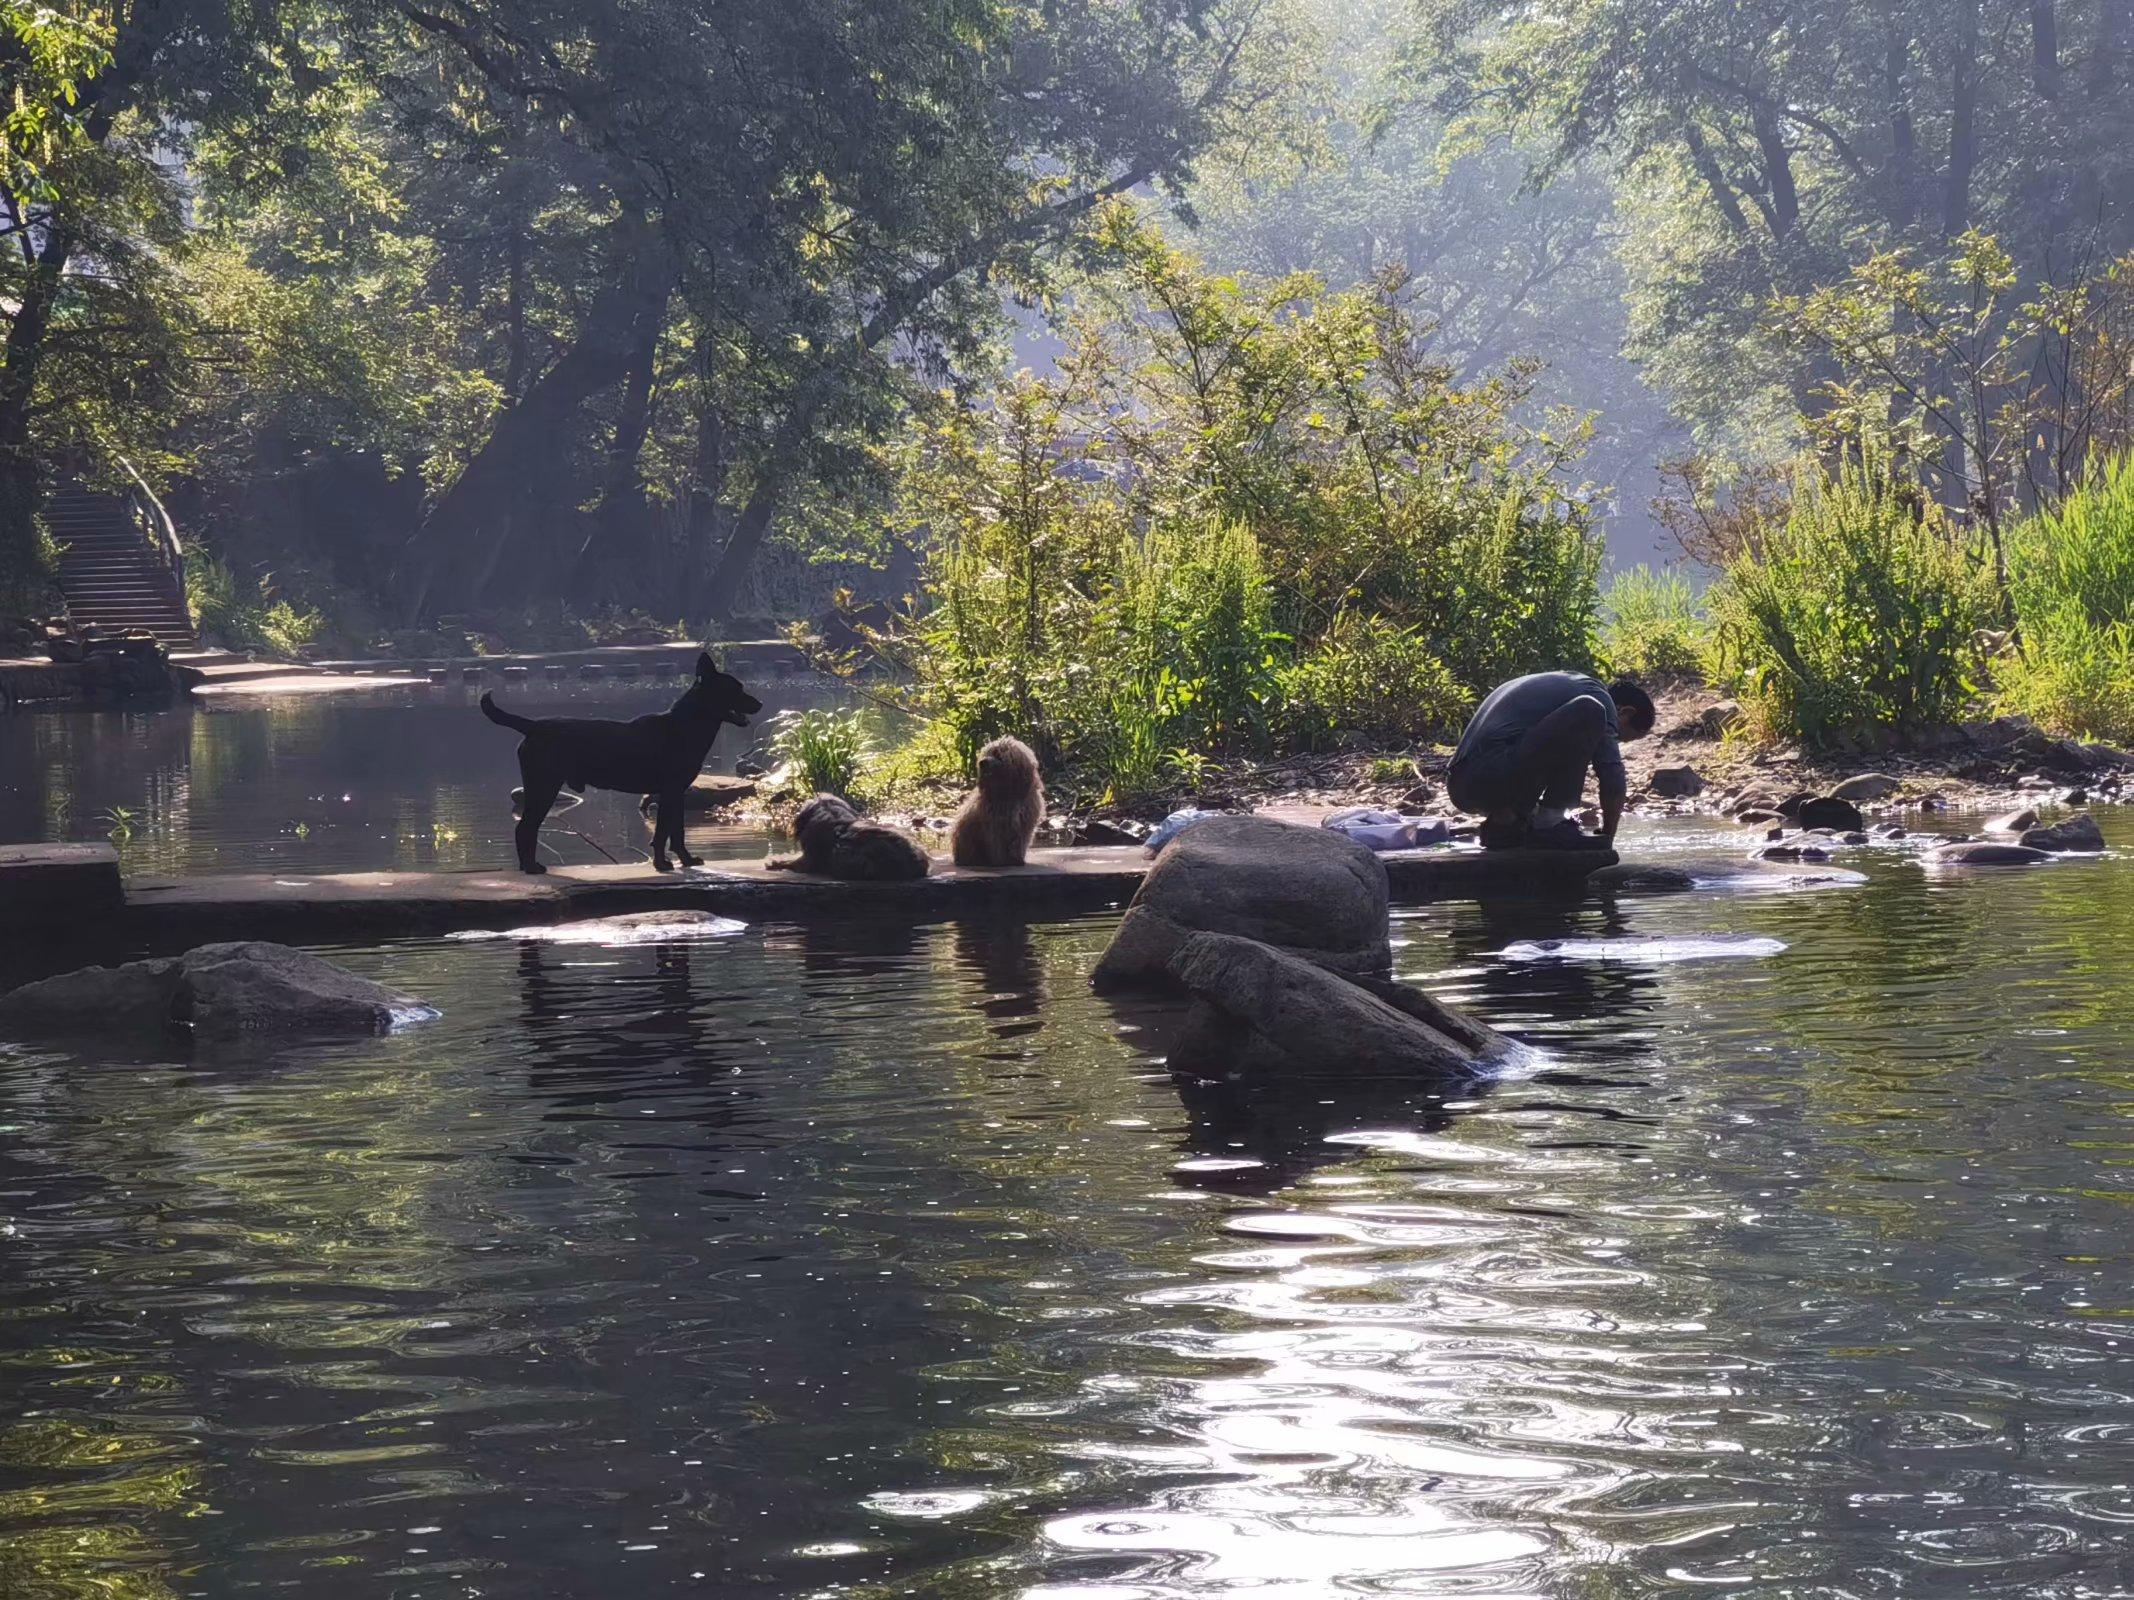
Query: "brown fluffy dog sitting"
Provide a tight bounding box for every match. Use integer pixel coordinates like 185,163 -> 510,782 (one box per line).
767,794 -> 931,880
950,736 -> 1045,868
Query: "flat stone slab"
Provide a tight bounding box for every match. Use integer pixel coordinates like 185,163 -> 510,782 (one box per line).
189,671 -> 430,698
112,843 -> 1612,943
0,842 -> 124,917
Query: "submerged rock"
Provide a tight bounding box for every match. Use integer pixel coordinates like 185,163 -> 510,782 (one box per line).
1166,931 -> 1501,1077
1923,841 -> 2055,867
1092,815 -> 1389,991
0,941 -> 434,1040
1584,863 -> 1699,894
2019,814 -> 2106,854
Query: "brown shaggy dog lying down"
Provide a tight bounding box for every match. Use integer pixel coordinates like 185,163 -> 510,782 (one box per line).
767,794 -> 931,880
950,737 -> 1045,868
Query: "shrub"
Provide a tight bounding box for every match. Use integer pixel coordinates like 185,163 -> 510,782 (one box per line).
185,553 -> 322,658
1998,454 -> 2134,741
886,213 -> 1608,790
769,707 -> 873,798
1601,565 -> 1709,680
1275,614 -> 1467,749
1708,454 -> 1996,745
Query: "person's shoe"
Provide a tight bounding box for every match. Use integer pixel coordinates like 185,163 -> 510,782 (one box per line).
1476,813 -> 1530,851
1528,819 -> 1612,852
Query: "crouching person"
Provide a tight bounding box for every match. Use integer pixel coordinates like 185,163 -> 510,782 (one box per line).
1447,672 -> 1655,850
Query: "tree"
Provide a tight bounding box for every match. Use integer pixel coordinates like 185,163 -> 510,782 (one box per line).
382,0 -> 1296,622
1410,0 -> 2134,457
0,0 -> 338,604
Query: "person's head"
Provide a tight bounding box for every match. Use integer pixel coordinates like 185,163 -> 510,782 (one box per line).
1610,678 -> 1656,741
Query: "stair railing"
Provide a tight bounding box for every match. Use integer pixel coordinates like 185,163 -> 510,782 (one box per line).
114,455 -> 186,607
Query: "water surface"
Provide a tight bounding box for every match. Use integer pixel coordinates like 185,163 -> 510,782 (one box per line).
4,793 -> 2133,1597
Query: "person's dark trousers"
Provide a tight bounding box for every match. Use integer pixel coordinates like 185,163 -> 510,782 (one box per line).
1451,694 -> 1609,815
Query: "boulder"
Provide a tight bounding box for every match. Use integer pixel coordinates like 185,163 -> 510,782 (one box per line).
1166,931 -> 1501,1077
1648,764 -> 1706,799
0,956 -> 184,1034
2019,814 -> 2106,853
1734,808 -> 1786,825
1793,796 -> 1867,832
0,942 -> 433,1041
1984,807 -> 2039,835
1091,814 -> 1389,991
1923,841 -> 2054,867
1584,863 -> 1699,894
1829,772 -> 1901,802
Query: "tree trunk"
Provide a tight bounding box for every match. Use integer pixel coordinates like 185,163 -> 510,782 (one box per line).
0,218 -> 74,594
401,237 -> 670,622
682,399 -> 729,622
573,293 -> 666,602
1750,101 -> 1801,235
1884,21 -> 1918,221
2032,0 -> 2061,96
503,227 -> 529,404
1682,123 -> 1754,236
2092,0 -> 2131,90
1944,0 -> 1981,236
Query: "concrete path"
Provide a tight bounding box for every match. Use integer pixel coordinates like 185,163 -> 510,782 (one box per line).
113,844 -> 1610,944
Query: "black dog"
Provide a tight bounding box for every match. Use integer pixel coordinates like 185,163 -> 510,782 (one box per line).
766,794 -> 931,880
480,652 -> 761,874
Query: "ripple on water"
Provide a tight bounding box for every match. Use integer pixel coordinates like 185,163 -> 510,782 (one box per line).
4,812 -> 2134,1597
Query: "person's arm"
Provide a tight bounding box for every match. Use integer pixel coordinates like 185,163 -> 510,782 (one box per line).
1594,736 -> 1627,842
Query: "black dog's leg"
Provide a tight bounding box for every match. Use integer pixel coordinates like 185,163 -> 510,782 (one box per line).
516,775 -> 562,874
649,789 -> 676,872
665,788 -> 699,870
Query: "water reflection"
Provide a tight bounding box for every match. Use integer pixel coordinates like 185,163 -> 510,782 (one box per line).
0,677 -> 854,878
5,815 -> 2134,1596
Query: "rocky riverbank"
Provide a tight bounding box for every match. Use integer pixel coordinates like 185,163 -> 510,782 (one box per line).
815,685 -> 2128,849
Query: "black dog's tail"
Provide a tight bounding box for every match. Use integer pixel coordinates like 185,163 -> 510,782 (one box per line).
479,691 -> 537,735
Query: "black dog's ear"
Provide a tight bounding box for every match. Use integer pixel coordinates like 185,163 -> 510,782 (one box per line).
696,651 -> 718,679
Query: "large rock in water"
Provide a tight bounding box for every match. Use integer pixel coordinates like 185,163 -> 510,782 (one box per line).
1792,795 -> 1866,832
1091,815 -> 1389,991
2019,814 -> 2106,853
1166,932 -> 1504,1077
0,942 -> 432,1040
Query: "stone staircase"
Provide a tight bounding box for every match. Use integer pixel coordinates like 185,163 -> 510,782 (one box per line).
48,486 -> 196,643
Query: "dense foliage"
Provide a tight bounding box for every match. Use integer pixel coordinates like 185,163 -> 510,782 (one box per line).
1999,457 -> 2134,742
1707,456 -> 1998,744
880,212 -> 1600,793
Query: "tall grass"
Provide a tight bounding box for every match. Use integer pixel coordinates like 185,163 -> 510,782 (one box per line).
1708,454 -> 1996,745
1601,565 -> 1708,679
1998,454 -> 2134,741
769,707 -> 873,798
